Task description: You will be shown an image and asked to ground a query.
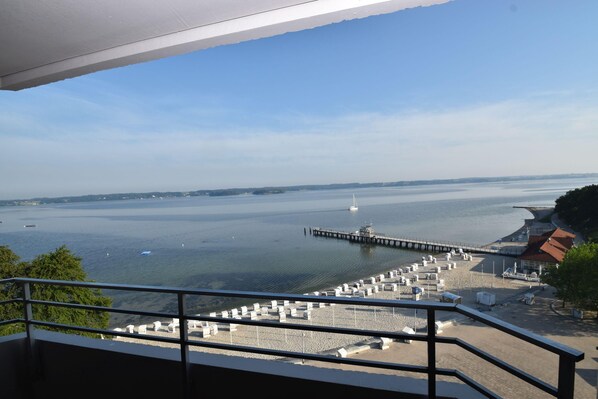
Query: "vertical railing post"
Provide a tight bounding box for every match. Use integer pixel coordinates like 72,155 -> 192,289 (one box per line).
427,308 -> 437,398
22,281 -> 38,396
22,282 -> 34,343
177,292 -> 191,399
557,355 -> 576,399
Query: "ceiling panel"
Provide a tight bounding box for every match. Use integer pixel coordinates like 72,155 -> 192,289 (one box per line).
0,0 -> 449,90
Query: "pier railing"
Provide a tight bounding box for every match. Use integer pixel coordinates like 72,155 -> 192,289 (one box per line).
0,277 -> 583,399
311,227 -> 526,256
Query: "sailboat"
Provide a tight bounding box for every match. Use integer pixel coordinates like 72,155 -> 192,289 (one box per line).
348,194 -> 358,212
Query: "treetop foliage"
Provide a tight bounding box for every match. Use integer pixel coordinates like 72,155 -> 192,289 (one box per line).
0,245 -> 112,337
542,242 -> 598,312
555,184 -> 598,242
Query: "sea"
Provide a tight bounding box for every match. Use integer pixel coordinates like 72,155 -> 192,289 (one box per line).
0,176 -> 595,325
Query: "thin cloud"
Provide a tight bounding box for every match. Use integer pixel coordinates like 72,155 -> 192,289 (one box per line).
1,95 -> 597,199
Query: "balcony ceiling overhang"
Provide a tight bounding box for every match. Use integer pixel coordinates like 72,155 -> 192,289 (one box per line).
0,0 -> 448,91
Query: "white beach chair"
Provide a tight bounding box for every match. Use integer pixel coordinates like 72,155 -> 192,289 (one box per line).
435,321 -> 444,334
401,327 -> 415,344
198,326 -> 211,338
187,320 -> 197,329
379,337 -> 392,350
210,324 -> 219,335
112,328 -> 123,339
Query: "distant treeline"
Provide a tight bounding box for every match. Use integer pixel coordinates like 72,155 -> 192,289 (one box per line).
2,173 -> 596,207
555,184 -> 598,242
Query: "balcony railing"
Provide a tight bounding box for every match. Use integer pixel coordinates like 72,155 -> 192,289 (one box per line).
0,277 -> 584,399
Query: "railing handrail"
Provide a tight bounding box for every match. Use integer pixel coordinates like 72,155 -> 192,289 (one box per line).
0,277 -> 584,360
0,277 -> 584,399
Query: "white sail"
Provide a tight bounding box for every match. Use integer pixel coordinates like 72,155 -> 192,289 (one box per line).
349,194 -> 358,211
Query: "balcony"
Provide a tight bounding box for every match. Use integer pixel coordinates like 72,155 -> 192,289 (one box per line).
0,278 -> 584,399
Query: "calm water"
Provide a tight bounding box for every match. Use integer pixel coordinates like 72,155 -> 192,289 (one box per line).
1,176 -> 595,324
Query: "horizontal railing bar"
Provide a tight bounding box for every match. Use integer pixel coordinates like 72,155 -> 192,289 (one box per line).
0,298 -> 22,306
21,298 -> 429,342
0,318 -> 24,327
30,319 -> 429,375
456,305 -> 584,360
184,315 -> 430,342
6,277 -> 457,311
453,369 -> 502,399
25,306 -> 428,344
26,299 -> 176,320
435,367 -> 457,377
186,339 -> 430,374
438,336 -> 557,396
30,320 -> 182,345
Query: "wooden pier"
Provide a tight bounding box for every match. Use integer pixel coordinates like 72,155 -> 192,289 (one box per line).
310,227 -> 519,256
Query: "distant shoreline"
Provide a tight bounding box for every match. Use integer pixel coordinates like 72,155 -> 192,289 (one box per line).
1,172 -> 595,207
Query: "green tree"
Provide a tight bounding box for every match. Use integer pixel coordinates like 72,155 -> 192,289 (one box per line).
0,246 -> 27,335
542,242 -> 598,312
555,184 -> 598,242
0,245 -> 112,337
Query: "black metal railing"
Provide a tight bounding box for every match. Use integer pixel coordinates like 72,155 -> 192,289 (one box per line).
0,277 -> 584,399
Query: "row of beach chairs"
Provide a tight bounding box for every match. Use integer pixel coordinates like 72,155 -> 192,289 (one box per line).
114,253 -> 470,338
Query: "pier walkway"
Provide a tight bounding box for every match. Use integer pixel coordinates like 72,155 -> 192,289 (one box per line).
310,227 -> 522,256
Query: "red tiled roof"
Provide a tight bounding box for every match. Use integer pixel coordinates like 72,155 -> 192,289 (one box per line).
519,228 -> 576,263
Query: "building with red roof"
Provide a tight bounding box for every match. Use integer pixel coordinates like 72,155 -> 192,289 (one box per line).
519,227 -> 576,274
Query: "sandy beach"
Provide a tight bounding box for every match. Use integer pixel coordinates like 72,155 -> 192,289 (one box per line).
114,210 -> 597,399
115,251 -> 527,355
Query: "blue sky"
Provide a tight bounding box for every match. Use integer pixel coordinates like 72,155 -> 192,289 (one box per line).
1,0 -> 597,199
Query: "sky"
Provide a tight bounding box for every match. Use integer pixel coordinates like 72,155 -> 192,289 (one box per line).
1,0 -> 598,200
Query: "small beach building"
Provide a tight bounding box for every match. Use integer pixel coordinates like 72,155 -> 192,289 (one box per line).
518,228 -> 575,274
358,223 -> 375,238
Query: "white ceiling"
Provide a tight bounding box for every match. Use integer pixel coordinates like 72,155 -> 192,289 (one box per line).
0,0 -> 448,91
